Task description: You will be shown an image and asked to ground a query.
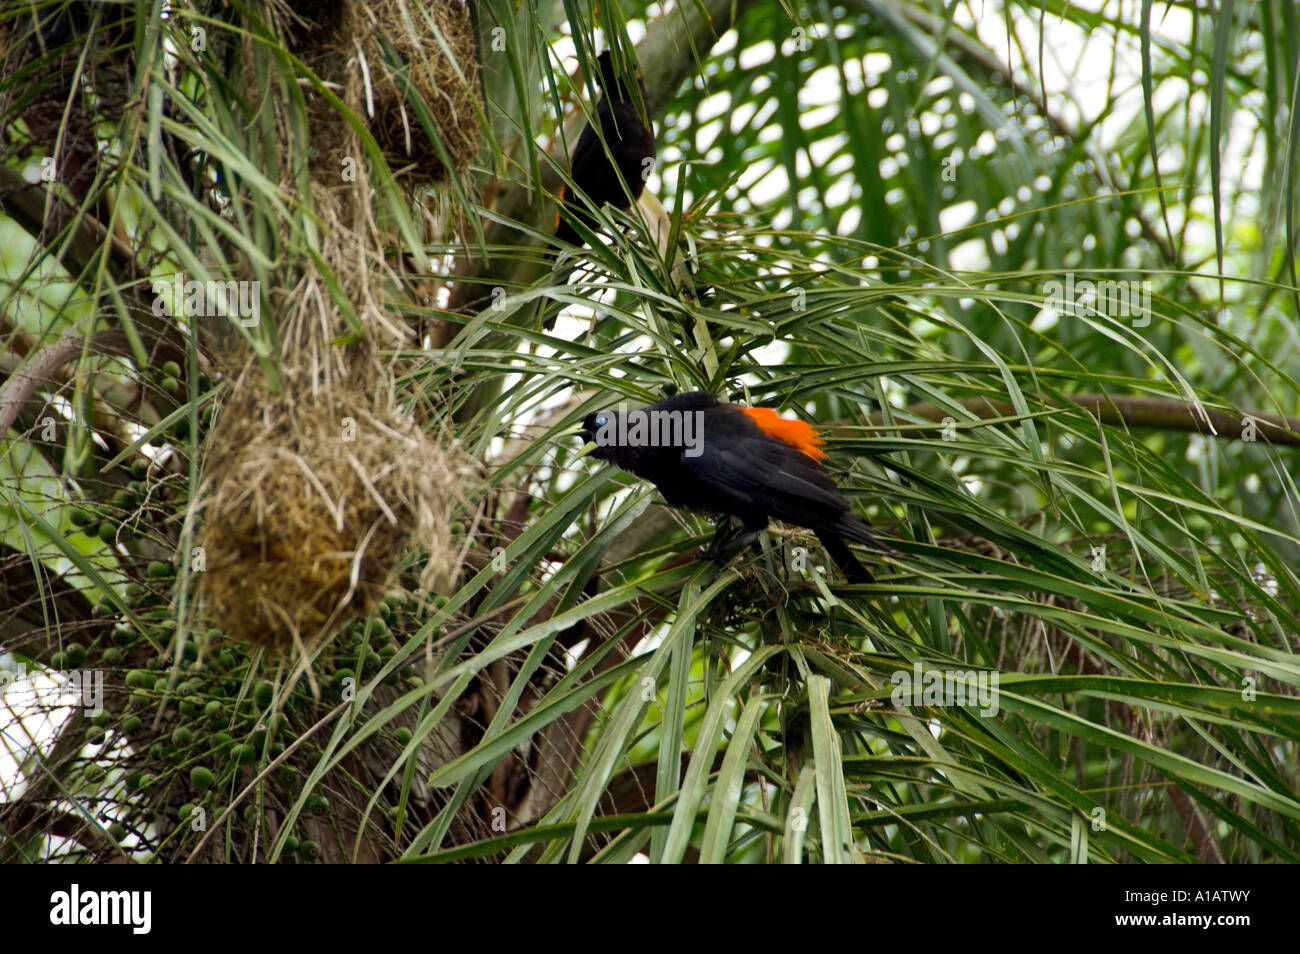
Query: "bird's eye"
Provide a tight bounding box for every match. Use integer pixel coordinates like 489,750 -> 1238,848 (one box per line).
595,415 -> 608,427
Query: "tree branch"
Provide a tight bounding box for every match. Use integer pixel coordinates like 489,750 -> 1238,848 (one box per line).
0,331 -> 131,438
879,394 -> 1300,448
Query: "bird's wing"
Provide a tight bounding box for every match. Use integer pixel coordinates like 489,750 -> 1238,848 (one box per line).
565,122 -> 604,193
682,434 -> 849,523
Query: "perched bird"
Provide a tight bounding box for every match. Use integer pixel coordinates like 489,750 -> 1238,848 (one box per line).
579,391 -> 884,582
554,50 -> 657,247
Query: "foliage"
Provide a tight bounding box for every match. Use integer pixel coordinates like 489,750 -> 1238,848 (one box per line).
1,0 -> 1297,863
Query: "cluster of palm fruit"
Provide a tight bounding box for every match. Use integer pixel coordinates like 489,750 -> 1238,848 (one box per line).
64,560 -> 426,860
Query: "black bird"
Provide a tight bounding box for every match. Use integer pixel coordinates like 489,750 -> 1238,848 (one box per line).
554,50 -> 657,247
579,391 -> 884,582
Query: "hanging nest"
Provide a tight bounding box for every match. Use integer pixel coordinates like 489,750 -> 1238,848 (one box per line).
190,143 -> 475,653
194,362 -> 464,654
285,0 -> 483,185
186,6 -> 480,659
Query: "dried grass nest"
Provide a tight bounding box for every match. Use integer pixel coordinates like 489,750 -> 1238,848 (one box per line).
195,363 -> 467,655
285,0 -> 483,184
189,3 -> 480,657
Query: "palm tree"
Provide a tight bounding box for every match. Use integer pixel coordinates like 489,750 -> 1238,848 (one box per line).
1,0 -> 1297,863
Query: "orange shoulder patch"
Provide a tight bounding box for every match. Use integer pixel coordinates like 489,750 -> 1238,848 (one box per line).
741,407 -> 827,461
555,187 -> 571,229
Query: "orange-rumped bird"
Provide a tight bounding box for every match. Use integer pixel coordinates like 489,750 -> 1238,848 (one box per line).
579,391 -> 884,582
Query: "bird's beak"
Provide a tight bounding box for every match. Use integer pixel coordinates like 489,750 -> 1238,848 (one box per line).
555,420 -> 597,458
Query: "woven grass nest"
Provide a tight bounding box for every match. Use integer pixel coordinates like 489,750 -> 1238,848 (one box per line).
286,0 -> 483,184
195,363 -> 465,655
188,6 -> 478,660
190,169 -> 471,658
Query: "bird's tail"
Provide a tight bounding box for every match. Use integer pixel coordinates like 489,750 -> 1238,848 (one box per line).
835,511 -> 893,553
815,529 -> 874,584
